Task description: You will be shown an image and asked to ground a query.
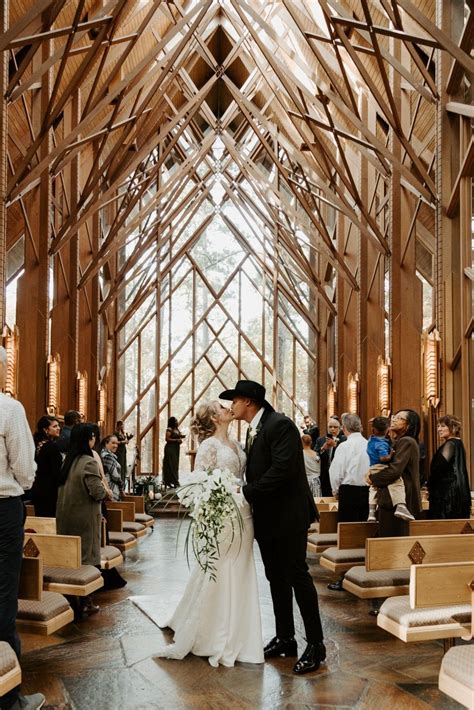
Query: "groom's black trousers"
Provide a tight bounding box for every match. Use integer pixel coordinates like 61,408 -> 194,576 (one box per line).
257,531 -> 323,643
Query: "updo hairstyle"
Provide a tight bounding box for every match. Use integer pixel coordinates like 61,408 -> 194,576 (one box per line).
190,401 -> 222,443
438,414 -> 462,437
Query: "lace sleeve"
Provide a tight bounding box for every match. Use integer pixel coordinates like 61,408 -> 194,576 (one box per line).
194,438 -> 218,471
441,440 -> 455,462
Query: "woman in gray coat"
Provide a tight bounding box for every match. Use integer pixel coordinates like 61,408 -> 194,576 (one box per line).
57,423 -> 107,613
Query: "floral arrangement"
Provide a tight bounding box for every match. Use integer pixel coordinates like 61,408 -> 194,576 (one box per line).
177,467 -> 244,581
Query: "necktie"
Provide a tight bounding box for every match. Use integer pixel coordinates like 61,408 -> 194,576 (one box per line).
245,427 -> 251,455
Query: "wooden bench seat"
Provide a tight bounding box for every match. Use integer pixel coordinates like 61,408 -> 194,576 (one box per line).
0,642 -> 21,697
106,502 -> 147,538
377,561 -> 474,645
123,495 -> 154,529
106,509 -> 138,552
439,645 -> 474,709
319,521 -> 378,573
25,516 -> 56,535
307,511 -> 338,553
343,534 -> 472,599
25,534 -> 104,596
17,556 -> 73,636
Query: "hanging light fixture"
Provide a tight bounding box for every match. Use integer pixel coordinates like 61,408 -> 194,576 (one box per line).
377,356 -> 391,416
347,373 -> 359,414
47,354 -> 61,415
327,383 -> 336,418
77,371 -> 88,419
423,329 -> 441,408
2,326 -> 19,398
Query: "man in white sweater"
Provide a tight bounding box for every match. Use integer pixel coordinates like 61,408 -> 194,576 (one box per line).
0,347 -> 45,710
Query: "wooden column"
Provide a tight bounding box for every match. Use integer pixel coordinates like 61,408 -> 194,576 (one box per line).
358,96 -> 386,425
337,199 -> 359,415
0,0 -> 8,327
16,40 -> 52,424
51,92 -> 80,413
389,45 -> 422,414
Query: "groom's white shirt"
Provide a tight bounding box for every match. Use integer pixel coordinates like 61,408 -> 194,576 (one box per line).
249,407 -> 265,437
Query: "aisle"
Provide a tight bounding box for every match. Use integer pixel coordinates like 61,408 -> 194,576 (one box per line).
20,518 -> 461,709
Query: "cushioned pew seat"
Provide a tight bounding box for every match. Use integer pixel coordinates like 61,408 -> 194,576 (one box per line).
307,533 -> 337,553
439,645 -> 474,709
343,567 -> 410,599
0,642 -> 21,696
377,595 -> 471,642
100,546 -> 123,570
122,521 -> 147,538
320,547 -> 365,573
135,513 -> 154,528
43,565 -> 103,596
108,531 -> 137,551
17,592 -> 74,635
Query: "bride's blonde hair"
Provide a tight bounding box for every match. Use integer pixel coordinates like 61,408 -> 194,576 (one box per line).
190,401 -> 222,443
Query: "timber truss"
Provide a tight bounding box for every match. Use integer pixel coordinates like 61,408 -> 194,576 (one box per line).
1,0 -> 473,472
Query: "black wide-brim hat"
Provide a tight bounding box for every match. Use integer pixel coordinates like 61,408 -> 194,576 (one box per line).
220,380 -> 273,410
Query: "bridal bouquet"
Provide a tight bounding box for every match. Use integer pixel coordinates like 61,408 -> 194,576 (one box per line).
177,468 -> 244,581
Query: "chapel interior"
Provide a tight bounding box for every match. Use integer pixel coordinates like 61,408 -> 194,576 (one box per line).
0,0 -> 473,708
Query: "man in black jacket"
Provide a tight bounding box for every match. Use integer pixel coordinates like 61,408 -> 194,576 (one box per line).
220,380 -> 326,675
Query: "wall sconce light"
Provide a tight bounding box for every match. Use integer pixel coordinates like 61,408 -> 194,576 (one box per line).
327,383 -> 336,418
77,371 -> 88,419
423,329 -> 441,408
47,354 -> 61,415
347,372 -> 359,414
377,356 -> 391,415
98,383 -> 107,428
2,325 -> 19,398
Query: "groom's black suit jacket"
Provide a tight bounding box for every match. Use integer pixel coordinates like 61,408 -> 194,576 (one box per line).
242,409 -> 318,540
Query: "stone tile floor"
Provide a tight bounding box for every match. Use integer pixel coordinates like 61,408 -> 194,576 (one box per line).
20,518 -> 464,709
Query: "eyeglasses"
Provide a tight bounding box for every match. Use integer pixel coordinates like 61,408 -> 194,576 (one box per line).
392,414 -> 407,421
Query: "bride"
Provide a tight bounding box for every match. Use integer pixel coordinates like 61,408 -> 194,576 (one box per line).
155,401 -> 264,667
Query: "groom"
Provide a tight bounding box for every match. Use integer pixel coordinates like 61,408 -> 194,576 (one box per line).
220,380 -> 326,674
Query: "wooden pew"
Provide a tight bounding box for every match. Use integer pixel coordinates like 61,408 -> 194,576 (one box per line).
100,519 -> 124,570
307,511 -> 338,553
106,502 -> 147,538
106,509 -> 138,552
319,521 -> 378,574
17,555 -> 74,635
343,534 -> 474,599
0,642 -> 21,697
25,516 -> 56,535
123,494 -> 154,529
378,560 -> 473,646
320,517 -> 474,576
25,533 -> 104,596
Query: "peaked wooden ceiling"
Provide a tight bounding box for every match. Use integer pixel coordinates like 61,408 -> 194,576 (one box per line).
3,0 -> 473,324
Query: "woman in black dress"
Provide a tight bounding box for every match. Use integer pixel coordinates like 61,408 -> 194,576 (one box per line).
30,415 -> 63,517
428,415 -> 471,519
162,416 -> 184,488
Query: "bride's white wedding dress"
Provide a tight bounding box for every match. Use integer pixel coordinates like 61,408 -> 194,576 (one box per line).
155,436 -> 264,667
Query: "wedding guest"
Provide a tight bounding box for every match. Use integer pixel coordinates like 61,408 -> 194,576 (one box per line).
368,410 -> 422,537
30,415 -> 63,517
101,435 -> 123,501
162,416 -> 185,488
0,346 -> 45,710
302,416 -> 320,448
57,423 -> 108,615
302,434 -> 321,496
427,415 -> 471,519
114,420 -> 133,484
329,413 -> 370,522
314,417 -> 346,496
327,413 -> 370,592
57,410 -> 81,453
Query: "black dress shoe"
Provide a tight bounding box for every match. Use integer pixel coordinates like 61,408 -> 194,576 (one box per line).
264,636 -> 298,658
293,642 -> 326,675
327,579 -> 344,591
